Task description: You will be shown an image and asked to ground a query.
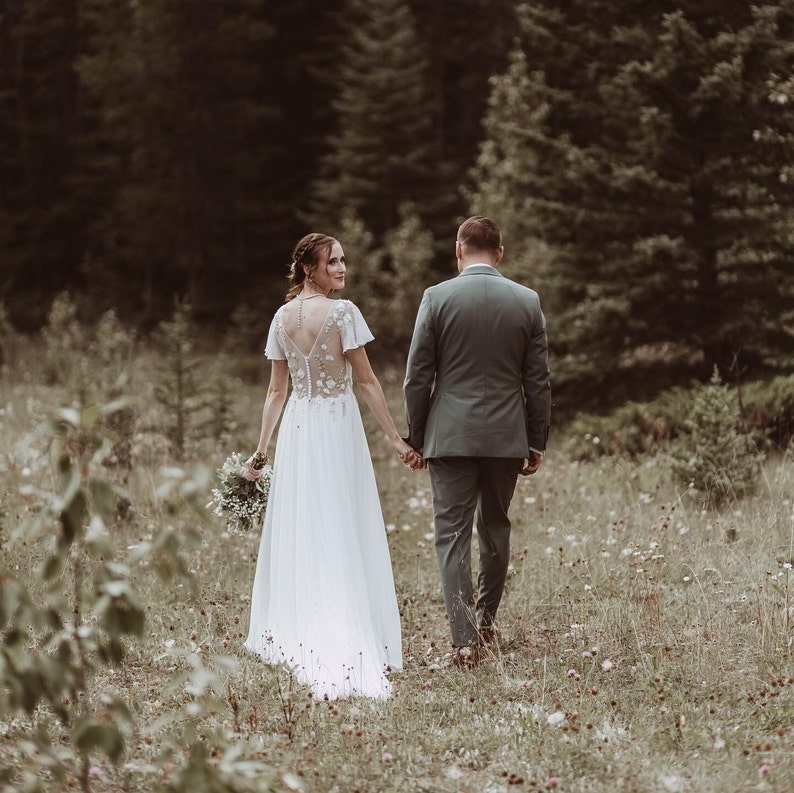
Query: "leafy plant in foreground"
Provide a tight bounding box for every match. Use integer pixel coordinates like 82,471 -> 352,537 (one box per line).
0,400 -> 299,793
0,401 -> 143,791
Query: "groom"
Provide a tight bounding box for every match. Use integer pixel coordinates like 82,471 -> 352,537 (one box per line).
404,215 -> 551,663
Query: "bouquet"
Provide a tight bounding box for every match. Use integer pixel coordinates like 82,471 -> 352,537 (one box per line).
209,452 -> 273,535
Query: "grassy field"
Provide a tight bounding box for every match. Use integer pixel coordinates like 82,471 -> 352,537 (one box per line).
1,350 -> 793,793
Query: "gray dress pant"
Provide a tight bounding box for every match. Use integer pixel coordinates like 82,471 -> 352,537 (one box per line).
428,456 -> 521,647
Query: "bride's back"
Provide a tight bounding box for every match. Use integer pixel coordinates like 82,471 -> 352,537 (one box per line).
277,298 -> 353,401
281,296 -> 336,357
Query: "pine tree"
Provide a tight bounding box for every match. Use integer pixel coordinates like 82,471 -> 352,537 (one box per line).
79,0 -> 284,321
408,0 -> 518,194
671,367 -> 764,506
308,0 -> 440,240
154,300 -> 203,460
381,203 -> 435,350
337,204 -> 433,353
335,208 -> 384,323
471,1 -> 794,404
0,0 -> 85,327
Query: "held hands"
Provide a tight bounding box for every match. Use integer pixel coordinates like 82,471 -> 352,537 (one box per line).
393,437 -> 425,470
520,450 -> 544,476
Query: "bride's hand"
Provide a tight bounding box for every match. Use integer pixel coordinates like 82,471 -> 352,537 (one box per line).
393,438 -> 423,470
242,455 -> 263,481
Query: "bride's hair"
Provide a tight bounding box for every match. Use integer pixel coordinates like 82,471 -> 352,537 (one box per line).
285,233 -> 336,301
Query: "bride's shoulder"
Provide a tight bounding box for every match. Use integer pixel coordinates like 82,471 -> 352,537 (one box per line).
335,298 -> 364,315
272,303 -> 287,322
325,297 -> 350,316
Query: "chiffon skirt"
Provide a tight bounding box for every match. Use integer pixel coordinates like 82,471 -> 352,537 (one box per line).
244,392 -> 403,699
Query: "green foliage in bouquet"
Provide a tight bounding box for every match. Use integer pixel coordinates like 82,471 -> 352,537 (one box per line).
210,452 -> 272,535
670,368 -> 764,507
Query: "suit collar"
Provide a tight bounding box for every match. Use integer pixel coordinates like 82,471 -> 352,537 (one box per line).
458,263 -> 503,277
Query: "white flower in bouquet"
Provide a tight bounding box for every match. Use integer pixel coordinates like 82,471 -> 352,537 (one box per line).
209,452 -> 272,535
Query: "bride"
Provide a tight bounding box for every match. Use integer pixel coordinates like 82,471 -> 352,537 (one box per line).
243,232 -> 419,699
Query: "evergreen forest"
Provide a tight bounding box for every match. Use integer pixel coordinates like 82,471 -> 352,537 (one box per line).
2,0 -> 793,409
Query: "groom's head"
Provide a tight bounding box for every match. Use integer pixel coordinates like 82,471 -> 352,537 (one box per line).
456,216 -> 504,269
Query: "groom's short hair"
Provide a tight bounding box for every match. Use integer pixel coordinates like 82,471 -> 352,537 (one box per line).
458,216 -> 502,256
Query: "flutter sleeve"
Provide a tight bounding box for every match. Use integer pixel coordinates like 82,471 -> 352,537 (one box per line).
264,310 -> 287,360
340,300 -> 375,352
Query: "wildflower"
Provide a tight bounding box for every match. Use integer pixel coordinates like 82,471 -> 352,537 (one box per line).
759,759 -> 773,776
381,752 -> 394,764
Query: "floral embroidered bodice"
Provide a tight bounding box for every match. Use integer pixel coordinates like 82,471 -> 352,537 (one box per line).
265,299 -> 373,400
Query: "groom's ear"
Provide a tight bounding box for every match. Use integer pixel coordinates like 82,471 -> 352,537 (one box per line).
495,246 -> 504,264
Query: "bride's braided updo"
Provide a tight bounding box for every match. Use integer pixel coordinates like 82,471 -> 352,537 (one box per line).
285,233 -> 337,301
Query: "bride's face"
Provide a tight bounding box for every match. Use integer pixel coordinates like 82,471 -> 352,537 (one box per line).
309,241 -> 346,293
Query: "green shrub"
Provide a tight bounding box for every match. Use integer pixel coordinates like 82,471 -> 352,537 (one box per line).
89,309 -> 137,388
565,374 -> 794,461
564,386 -> 694,461
0,302 -> 18,377
742,373 -> 794,450
154,300 -> 206,459
89,310 -> 139,473
670,369 -> 764,506
40,292 -> 89,393
222,303 -> 270,382
39,296 -> 140,411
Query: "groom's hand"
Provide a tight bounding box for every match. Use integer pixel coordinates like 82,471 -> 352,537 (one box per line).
401,437 -> 425,470
411,449 -> 426,470
520,450 -> 543,476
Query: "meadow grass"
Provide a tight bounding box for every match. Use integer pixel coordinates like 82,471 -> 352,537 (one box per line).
1,354 -> 793,793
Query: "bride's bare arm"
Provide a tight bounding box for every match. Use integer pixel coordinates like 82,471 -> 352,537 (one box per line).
244,360 -> 289,476
346,346 -> 420,465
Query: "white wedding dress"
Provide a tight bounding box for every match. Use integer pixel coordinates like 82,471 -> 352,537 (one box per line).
245,299 -> 403,699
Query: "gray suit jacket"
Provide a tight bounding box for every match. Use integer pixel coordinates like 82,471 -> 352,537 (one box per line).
404,264 -> 550,459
